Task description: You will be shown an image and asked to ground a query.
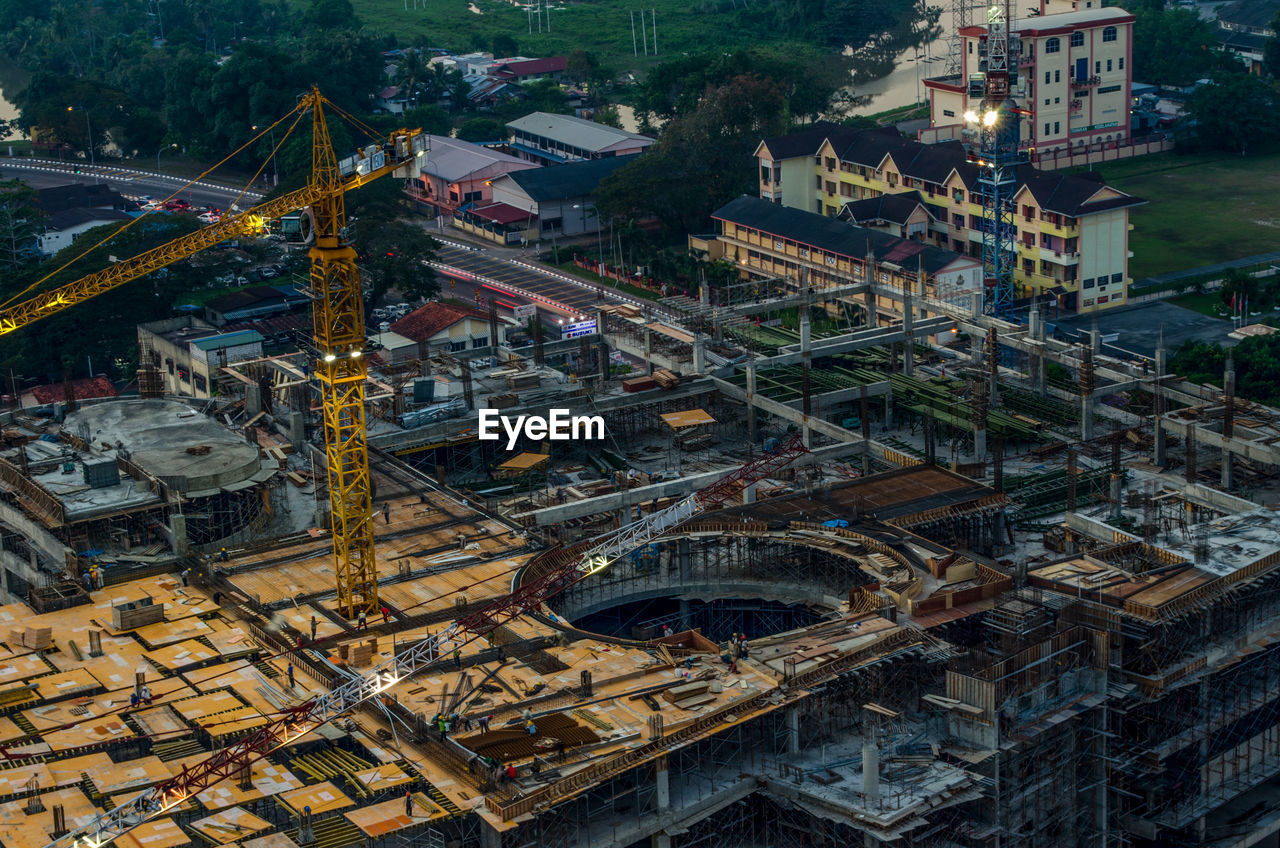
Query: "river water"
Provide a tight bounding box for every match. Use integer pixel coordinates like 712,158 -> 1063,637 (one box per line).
0,58 -> 25,139
845,3 -> 955,116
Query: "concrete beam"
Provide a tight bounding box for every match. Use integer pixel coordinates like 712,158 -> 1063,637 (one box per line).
765,317 -> 954,368
1159,416 -> 1280,467
516,439 -> 867,526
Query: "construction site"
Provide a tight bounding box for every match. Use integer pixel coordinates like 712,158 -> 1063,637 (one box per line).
0,85 -> 1279,848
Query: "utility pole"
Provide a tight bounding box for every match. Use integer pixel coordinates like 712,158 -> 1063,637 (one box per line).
651,9 -> 656,54
640,9 -> 648,55
630,10 -> 637,55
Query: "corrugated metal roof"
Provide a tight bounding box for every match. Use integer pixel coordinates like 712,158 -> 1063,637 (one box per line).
190,330 -> 264,351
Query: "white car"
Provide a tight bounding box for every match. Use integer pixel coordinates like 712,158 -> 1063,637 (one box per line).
198,212 -> 222,225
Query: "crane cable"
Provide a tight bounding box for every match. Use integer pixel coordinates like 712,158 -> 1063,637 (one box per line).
0,108 -> 305,312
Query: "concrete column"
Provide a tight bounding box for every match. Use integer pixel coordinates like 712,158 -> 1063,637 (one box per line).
245,383 -> 262,418
655,759 -> 670,810
169,513 -> 189,557
1110,474 -> 1123,521
745,363 -> 758,445
1153,346 -> 1167,466
862,741 -> 880,804
786,705 -> 801,756
1091,327 -> 1102,355
971,334 -> 983,366
799,309 -> 811,354
677,539 -> 692,630
288,410 -> 305,448
480,818 -> 502,848
974,427 -> 987,462
644,328 -> 653,376
653,836 -> 672,848
1081,395 -> 1095,441
863,289 -> 877,329
693,336 -> 706,374
743,482 -> 757,504
883,393 -> 893,430
902,290 -> 915,377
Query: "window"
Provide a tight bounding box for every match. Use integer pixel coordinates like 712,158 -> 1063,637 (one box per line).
450,340 -> 467,351
1083,277 -> 1095,288
194,375 -> 207,393
943,109 -> 955,117
969,41 -> 974,54
1054,121 -> 1060,133
1045,71 -> 1051,85
824,181 -> 837,195
1023,258 -> 1035,273
1103,26 -> 1117,42
1076,90 -> 1089,98
761,165 -> 772,183
825,205 -> 837,216
1045,122 -> 1051,135
1070,31 -> 1084,47
954,239 -> 966,251
1111,272 -> 1123,283
541,217 -> 562,232
970,215 -> 984,228
1040,233 -> 1052,247
1119,57 -> 1124,70
841,162 -> 853,172
840,182 -> 853,197
1045,37 -> 1061,53
1055,70 -> 1061,82
1095,61 -> 1101,73
1084,298 -> 1094,307
815,175 -> 823,189
953,188 -> 964,203
887,172 -> 898,187
824,157 -> 837,171
1055,97 -> 1061,104
953,213 -> 965,227
1045,98 -> 1051,105
1106,59 -> 1112,72
463,190 -> 482,203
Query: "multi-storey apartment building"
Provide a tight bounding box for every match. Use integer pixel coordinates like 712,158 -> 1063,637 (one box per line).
925,4 -> 1135,156
754,125 -> 1144,311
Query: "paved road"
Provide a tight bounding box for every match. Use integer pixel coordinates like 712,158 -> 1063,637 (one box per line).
2,157 -> 264,212
430,236 -> 666,319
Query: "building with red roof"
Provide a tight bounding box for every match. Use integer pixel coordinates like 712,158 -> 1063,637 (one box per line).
390,302 -> 505,357
23,376 -> 119,407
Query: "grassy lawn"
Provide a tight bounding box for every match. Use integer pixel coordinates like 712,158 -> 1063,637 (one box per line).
1086,152 -> 1280,281
1169,291 -> 1230,319
346,0 -> 813,74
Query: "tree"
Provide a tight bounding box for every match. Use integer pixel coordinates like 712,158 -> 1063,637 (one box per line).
347,180 -> 440,303
457,117 -> 507,142
565,49 -> 599,87
1184,72 -> 1280,155
305,0 -> 359,29
598,74 -> 790,234
0,181 -> 43,272
1265,10 -> 1280,78
492,34 -> 518,58
1132,7 -> 1216,86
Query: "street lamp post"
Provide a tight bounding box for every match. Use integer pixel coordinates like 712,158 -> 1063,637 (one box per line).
156,142 -> 178,172
67,106 -> 94,171
252,125 -> 280,186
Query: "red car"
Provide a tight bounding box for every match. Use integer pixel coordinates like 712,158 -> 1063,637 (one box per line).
162,199 -> 191,211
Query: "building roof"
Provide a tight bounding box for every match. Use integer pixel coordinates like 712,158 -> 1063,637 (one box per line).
189,330 -> 265,352
840,191 -> 944,226
492,56 -> 567,77
1219,30 -> 1271,51
502,154 -> 639,202
27,376 -> 119,405
756,122 -> 859,161
765,126 -> 1145,219
506,112 -> 651,153
206,286 -> 306,314
470,202 -> 535,224
391,301 -> 491,343
45,207 -> 131,231
1217,0 -> 1280,31
1009,5 -> 1134,33
36,183 -> 126,214
712,195 -> 974,276
419,135 -> 534,182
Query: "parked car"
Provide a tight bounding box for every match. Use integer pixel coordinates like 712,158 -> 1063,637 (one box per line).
197,211 -> 221,224
163,199 -> 191,211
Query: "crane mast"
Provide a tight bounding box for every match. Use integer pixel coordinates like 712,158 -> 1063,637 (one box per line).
306,93 -> 379,619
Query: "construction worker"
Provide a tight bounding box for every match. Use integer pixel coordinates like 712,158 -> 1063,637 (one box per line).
357,610 -> 368,631
404,789 -> 414,817
382,502 -> 391,524
478,715 -> 491,733
381,605 -> 390,624
310,615 -> 318,641
453,647 -> 462,667
505,763 -> 516,780
525,720 -> 537,737
140,685 -> 152,706
180,568 -> 190,587
287,662 -> 295,689
219,547 -> 229,562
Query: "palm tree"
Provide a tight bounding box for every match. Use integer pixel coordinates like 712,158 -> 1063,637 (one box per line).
396,49 -> 427,108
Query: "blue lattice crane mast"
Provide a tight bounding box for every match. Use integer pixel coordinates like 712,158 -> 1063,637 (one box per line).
963,0 -> 1027,317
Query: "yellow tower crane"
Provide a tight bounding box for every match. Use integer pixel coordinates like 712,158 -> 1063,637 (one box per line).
0,88 -> 426,618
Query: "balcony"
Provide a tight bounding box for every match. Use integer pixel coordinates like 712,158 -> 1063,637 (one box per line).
1019,53 -> 1035,68
1040,246 -> 1080,265
1068,74 -> 1102,87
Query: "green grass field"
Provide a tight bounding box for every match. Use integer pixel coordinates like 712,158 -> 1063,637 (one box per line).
1088,152 -> 1280,281
348,0 -> 805,73
1168,291 -> 1229,319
